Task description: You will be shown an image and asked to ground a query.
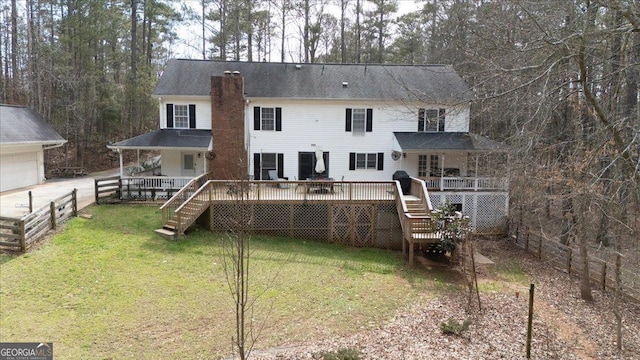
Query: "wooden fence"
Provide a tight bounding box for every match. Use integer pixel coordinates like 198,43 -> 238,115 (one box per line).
95,176 -> 121,204
510,222 -> 640,303
0,189 -> 78,252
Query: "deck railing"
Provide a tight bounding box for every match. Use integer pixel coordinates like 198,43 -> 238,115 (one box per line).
422,177 -> 508,191
181,180 -> 397,203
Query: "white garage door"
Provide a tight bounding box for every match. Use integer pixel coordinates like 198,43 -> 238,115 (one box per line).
0,152 -> 39,192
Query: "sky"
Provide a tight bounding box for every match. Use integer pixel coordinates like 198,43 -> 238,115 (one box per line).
171,0 -> 424,61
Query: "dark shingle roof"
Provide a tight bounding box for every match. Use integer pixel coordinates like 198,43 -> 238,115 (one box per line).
0,104 -> 66,145
107,129 -> 211,149
154,59 -> 473,103
394,132 -> 505,152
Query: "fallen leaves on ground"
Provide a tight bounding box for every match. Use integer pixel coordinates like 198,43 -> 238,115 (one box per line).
251,239 -> 640,360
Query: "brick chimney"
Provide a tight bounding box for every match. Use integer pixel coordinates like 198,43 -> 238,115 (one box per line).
209,72 -> 247,180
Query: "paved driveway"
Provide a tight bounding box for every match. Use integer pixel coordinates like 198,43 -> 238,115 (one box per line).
0,169 -> 118,218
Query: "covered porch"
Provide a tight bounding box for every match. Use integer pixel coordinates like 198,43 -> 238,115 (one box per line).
392,132 -> 508,191
107,129 -> 211,178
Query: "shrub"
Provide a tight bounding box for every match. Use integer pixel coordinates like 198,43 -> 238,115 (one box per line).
440,318 -> 472,336
432,202 -> 471,253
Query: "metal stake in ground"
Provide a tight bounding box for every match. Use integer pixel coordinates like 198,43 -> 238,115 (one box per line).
526,283 -> 535,358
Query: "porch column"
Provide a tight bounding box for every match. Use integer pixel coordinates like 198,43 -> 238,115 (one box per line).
118,149 -> 124,177
475,153 -> 479,190
440,154 -> 445,191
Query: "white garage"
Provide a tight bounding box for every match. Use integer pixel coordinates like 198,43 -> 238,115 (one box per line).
0,105 -> 66,192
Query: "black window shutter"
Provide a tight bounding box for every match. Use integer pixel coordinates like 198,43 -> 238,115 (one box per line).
189,104 -> 196,128
418,109 -> 425,131
439,108 -> 446,132
366,108 -> 373,132
349,153 -> 356,170
377,152 -> 384,170
253,107 -> 261,130
166,104 -> 174,128
277,153 -> 284,178
253,153 -> 261,180
345,108 -> 352,132
275,107 -> 282,131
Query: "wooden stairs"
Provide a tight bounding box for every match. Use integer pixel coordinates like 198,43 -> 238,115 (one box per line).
400,195 -> 441,267
155,198 -> 208,240
404,195 -> 429,216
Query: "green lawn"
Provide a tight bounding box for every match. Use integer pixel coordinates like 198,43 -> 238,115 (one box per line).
0,205 -> 435,359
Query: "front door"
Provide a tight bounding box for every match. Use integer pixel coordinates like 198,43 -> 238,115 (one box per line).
298,151 -> 329,180
181,152 -> 197,177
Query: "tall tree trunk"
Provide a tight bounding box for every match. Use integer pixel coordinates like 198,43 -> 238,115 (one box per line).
303,0 -> 309,63
576,195 -> 594,301
130,0 -> 138,135
280,1 -> 286,62
10,0 -> 18,102
377,0 -> 384,63
355,0 -> 361,63
340,0 -> 346,63
202,0 -> 206,59
246,1 -> 253,62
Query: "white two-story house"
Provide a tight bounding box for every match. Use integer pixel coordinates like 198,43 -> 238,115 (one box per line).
108,59 -> 508,232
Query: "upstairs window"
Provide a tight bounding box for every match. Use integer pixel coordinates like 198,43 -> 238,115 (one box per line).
418,108 -> 445,132
345,108 -> 373,134
174,105 -> 189,128
166,104 -> 196,128
254,107 -> 282,131
349,152 -> 384,170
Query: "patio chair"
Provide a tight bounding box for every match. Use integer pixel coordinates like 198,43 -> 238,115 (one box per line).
268,170 -> 289,189
332,176 -> 345,193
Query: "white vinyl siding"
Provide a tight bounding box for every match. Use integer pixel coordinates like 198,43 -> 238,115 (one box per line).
248,99 -> 471,181
158,97 -> 211,129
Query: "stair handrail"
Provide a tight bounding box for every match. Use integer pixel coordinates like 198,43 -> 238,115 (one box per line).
394,180 -> 410,235
160,172 -> 210,225
399,177 -> 436,245
173,180 -> 214,235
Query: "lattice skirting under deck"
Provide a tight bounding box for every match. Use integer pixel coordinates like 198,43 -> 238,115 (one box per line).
202,202 -> 403,250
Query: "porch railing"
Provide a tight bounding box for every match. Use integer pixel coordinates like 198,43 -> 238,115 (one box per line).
119,176 -> 194,201
422,177 -> 508,191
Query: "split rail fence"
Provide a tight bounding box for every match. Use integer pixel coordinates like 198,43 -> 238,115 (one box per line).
510,222 -> 640,303
0,189 -> 78,252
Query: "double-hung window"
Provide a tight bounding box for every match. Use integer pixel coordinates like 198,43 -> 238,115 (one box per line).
174,105 -> 189,128
254,107 -> 282,131
166,103 -> 196,128
418,108 -> 446,132
345,108 -> 373,134
349,152 -> 384,171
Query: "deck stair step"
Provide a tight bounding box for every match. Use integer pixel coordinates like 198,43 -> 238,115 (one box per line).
154,228 -> 176,240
